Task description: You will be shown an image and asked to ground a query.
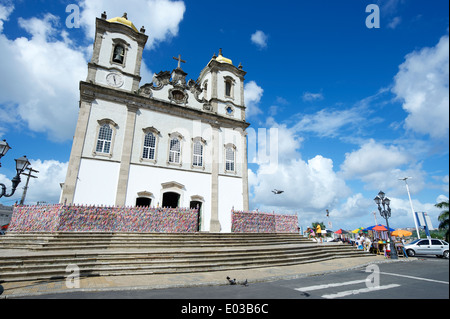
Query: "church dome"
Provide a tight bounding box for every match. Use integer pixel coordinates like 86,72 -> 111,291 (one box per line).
216,49 -> 233,65
107,13 -> 139,32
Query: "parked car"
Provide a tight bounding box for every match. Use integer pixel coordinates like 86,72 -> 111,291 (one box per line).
405,238 -> 449,259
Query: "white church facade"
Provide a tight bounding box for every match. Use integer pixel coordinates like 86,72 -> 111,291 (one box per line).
60,13 -> 250,233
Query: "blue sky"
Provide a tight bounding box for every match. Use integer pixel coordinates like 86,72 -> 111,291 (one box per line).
0,0 -> 448,231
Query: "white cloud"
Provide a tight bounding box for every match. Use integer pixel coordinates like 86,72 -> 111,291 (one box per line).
293,107 -> 366,138
22,159 -> 68,205
249,117 -> 350,215
0,159 -> 67,205
0,1 -> 185,141
0,13 -> 87,142
387,16 -> 401,29
244,81 -> 264,118
0,2 -> 13,32
392,34 -> 449,139
340,139 -> 409,178
250,155 -> 350,214
339,139 -> 428,196
79,0 -> 186,49
251,30 -> 268,49
302,91 -> 323,102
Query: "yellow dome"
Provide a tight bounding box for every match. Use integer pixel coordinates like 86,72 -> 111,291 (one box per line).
216,48 -> 233,65
107,16 -> 139,32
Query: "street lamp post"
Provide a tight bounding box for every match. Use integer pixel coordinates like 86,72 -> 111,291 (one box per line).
0,140 -> 12,167
374,191 -> 398,260
0,153 -> 31,199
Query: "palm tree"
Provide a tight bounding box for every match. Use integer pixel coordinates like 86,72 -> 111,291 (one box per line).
436,200 -> 449,242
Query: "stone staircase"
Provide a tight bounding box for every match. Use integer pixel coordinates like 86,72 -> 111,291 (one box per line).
0,232 -> 371,282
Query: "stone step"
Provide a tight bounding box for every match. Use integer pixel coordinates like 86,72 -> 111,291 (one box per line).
0,232 -> 370,282
0,249 -> 368,282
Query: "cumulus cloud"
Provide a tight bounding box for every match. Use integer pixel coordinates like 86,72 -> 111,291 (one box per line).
251,30 -> 268,49
79,0 -> 186,49
0,1 -> 185,141
0,2 -> 13,32
0,159 -> 68,205
0,12 -> 87,142
339,139 -> 427,196
249,117 -> 350,216
392,34 -> 449,139
244,81 -> 264,118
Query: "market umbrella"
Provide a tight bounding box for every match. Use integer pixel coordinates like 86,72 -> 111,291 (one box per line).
392,229 -> 412,237
352,227 -> 365,234
335,229 -> 346,234
364,224 -> 395,232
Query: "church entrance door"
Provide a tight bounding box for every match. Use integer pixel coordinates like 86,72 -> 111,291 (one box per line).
162,192 -> 180,208
136,197 -> 151,207
190,201 -> 202,231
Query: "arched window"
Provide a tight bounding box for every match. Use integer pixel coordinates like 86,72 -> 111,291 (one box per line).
169,137 -> 181,164
96,124 -> 113,154
193,140 -> 203,167
225,80 -> 232,97
224,76 -> 235,99
143,132 -> 156,160
225,145 -> 236,172
112,44 -> 125,64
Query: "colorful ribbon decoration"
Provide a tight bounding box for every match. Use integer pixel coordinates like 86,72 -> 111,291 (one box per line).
231,210 -> 298,233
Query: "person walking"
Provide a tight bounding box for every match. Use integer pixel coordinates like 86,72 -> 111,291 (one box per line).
316,224 -> 322,243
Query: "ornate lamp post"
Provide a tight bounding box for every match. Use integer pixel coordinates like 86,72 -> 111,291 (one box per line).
374,191 -> 398,259
1,154 -> 31,199
0,140 -> 12,167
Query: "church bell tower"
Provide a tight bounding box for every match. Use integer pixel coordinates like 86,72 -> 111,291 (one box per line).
86,12 -> 148,92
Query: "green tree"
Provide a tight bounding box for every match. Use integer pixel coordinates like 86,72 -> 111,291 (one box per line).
311,222 -> 326,230
435,200 -> 449,242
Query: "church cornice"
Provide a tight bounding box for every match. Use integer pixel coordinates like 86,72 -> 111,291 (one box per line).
199,59 -> 246,82
79,81 -> 250,130
95,17 -> 148,46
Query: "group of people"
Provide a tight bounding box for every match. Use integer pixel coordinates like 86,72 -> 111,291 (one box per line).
355,233 -> 373,252
306,224 -> 323,243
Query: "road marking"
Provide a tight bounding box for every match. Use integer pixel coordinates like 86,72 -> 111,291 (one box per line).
379,272 -> 449,285
321,284 -> 401,299
295,279 -> 366,292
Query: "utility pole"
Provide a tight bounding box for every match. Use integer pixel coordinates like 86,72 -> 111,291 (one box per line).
399,177 -> 421,239
372,211 -> 378,225
19,167 -> 39,205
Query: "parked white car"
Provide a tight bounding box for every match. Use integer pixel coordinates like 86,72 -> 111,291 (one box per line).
405,238 -> 449,259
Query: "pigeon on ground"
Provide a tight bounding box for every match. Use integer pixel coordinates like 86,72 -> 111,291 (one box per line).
226,276 -> 237,285
241,279 -> 249,287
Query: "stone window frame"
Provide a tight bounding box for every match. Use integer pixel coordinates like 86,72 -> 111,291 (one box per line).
167,132 -> 184,167
110,38 -> 130,68
223,76 -> 235,100
140,127 -> 160,164
225,104 -> 235,117
160,181 -> 185,208
191,137 -> 206,170
136,191 -> 155,207
93,118 -> 118,158
224,143 -> 237,174
202,80 -> 209,100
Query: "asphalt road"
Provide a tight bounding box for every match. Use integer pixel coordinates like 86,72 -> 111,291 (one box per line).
18,257 -> 449,302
